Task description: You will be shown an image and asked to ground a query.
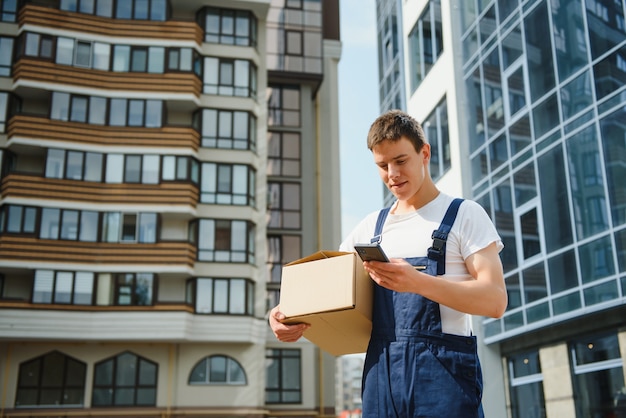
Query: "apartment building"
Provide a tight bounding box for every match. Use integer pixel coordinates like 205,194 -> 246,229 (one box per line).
0,0 -> 340,416
375,0 -> 626,417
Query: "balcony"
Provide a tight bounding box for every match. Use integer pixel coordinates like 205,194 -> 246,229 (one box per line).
18,4 -> 203,44
8,115 -> 200,150
1,173 -> 199,207
13,58 -> 202,96
0,236 -> 197,267
0,303 -> 266,344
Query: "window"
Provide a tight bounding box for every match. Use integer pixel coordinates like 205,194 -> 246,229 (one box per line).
265,349 -> 301,404
267,182 -> 301,229
0,37 -> 13,76
190,278 -> 254,315
92,352 -> 157,406
507,350 -> 545,418
524,2 -> 555,101
266,0 -> 322,73
161,155 -> 199,183
267,131 -> 301,177
108,98 -> 162,127
167,47 -> 201,75
39,208 -> 101,242
195,219 -> 255,263
519,208 -> 541,260
32,270 -> 94,305
45,149 -> 104,182
104,154 -> 162,184
56,37 -> 110,70
266,235 -> 301,311
1,205 -> 37,234
15,351 -> 86,407
423,99 -> 450,181
102,212 -> 157,243
200,163 -> 255,206
566,125 -> 609,240
600,109 -> 626,226
51,92 -> 162,128
20,33 -> 54,60
203,57 -> 257,98
60,0 -> 114,17
190,355 -> 246,385
114,273 -> 154,306
114,0 -> 166,20
203,7 -> 257,47
538,145 -> 573,252
1,0 -> 17,22
113,45 -> 164,73
194,108 -> 256,150
570,333 -> 625,418
267,85 -> 300,127
408,0 -> 443,93
0,91 -> 16,133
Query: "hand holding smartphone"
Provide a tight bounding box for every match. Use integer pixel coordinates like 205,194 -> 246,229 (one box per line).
354,243 -> 389,262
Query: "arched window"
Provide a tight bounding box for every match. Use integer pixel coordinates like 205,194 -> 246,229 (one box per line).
15,350 -> 86,407
92,351 -> 157,406
189,355 -> 246,385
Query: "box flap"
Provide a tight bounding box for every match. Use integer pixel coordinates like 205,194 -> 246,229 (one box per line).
285,250 -> 352,266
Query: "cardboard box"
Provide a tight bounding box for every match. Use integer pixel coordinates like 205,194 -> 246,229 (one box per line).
279,250 -> 373,356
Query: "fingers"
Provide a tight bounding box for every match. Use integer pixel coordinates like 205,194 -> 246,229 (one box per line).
268,305 -> 309,342
274,322 -> 310,342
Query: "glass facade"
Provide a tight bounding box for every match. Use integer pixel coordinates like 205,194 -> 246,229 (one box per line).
458,0 -> 626,342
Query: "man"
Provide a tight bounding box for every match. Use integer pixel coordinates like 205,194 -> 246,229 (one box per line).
269,110 -> 507,417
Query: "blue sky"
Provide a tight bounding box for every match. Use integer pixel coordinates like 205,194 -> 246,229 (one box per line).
338,0 -> 383,238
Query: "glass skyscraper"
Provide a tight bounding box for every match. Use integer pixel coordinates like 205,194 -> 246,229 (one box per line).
376,0 -> 626,416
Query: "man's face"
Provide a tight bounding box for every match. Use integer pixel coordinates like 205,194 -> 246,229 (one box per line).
371,136 -> 430,202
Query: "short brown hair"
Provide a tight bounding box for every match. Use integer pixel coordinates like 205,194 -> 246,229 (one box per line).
367,109 -> 427,152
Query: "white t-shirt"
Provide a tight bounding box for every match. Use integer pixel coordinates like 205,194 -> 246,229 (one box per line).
339,193 -> 503,336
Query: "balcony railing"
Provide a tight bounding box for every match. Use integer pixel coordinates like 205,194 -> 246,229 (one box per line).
8,115 -> 200,150
13,58 -> 202,95
1,173 -> 199,206
18,4 -> 203,44
0,236 -> 197,267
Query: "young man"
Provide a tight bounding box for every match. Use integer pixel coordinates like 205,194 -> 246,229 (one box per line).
269,110 -> 507,417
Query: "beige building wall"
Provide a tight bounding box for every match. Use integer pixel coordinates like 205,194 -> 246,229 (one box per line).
540,344 -> 576,418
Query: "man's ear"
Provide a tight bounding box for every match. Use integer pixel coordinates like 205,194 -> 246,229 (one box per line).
421,143 -> 431,161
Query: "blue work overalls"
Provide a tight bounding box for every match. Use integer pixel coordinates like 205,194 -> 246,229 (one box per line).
362,199 -> 485,418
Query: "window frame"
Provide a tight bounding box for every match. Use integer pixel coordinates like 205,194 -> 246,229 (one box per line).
265,348 -> 302,404
92,351 -> 158,407
15,351 -> 87,407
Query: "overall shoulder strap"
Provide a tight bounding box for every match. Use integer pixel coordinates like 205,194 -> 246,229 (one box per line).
370,207 -> 391,244
428,198 -> 464,275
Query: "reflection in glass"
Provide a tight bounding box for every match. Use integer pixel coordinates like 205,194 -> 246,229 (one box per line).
523,262 -> 547,303
521,208 -> 540,259
560,71 -> 593,121
566,126 -> 609,239
578,235 -> 615,283
599,109 -> 626,226
551,0 -> 588,82
548,250 -> 579,294
532,94 -> 559,139
524,2 -> 555,101
467,65 -> 485,152
593,45 -> 626,101
538,144 -> 573,252
484,49 -> 504,137
513,162 -> 536,207
585,0 -> 626,60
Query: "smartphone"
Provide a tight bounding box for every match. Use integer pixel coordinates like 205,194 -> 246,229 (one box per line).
354,243 -> 389,262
